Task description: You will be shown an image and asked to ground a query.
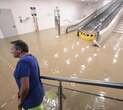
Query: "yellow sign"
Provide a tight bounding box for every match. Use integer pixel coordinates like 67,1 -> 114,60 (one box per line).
79,31 -> 96,41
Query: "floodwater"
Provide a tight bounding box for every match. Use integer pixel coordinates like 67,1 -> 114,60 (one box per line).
0,28 -> 123,110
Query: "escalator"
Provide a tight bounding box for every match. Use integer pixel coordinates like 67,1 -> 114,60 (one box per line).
66,0 -> 123,43
66,0 -> 115,33
79,0 -> 122,32
77,0 -> 123,42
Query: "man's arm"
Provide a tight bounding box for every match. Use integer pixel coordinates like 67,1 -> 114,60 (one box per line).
18,77 -> 29,109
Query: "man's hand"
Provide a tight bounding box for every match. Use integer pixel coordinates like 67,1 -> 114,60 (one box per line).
17,77 -> 29,110
18,106 -> 22,110
18,98 -> 22,110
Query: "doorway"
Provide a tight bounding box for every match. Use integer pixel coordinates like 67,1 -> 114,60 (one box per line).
0,9 -> 17,38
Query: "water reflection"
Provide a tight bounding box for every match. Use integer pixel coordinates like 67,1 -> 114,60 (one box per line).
0,29 -> 123,110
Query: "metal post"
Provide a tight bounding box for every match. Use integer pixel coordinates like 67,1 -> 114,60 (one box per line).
96,22 -> 102,41
57,15 -> 61,36
58,81 -> 63,110
54,7 -> 61,36
30,7 -> 39,32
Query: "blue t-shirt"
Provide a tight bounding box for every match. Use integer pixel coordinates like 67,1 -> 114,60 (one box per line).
14,54 -> 44,109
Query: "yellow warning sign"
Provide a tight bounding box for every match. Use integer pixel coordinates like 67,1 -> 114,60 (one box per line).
78,31 -> 96,41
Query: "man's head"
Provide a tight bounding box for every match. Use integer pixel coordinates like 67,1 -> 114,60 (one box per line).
10,40 -> 29,58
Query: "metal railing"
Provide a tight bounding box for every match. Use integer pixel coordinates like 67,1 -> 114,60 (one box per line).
40,75 -> 123,110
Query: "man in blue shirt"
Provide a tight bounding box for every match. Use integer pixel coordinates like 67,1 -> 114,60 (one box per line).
10,40 -> 44,110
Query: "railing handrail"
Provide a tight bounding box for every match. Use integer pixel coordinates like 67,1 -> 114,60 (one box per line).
40,75 -> 123,89
41,75 -> 123,110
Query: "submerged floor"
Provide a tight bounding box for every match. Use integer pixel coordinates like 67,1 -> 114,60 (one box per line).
0,28 -> 123,109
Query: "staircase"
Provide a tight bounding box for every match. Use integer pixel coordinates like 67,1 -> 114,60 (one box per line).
113,6 -> 123,33
113,15 -> 123,33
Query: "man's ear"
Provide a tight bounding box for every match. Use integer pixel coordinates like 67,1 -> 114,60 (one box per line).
16,49 -> 22,54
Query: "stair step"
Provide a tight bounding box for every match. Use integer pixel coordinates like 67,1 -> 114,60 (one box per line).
114,27 -> 123,30
116,25 -> 123,27
119,18 -> 123,20
118,20 -> 123,22
114,15 -> 123,32
115,30 -> 123,32
113,31 -> 123,33
114,28 -> 123,30
114,26 -> 123,28
116,23 -> 123,24
113,28 -> 123,31
118,21 -> 123,22
115,27 -> 123,29
113,30 -> 123,33
118,22 -> 123,24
